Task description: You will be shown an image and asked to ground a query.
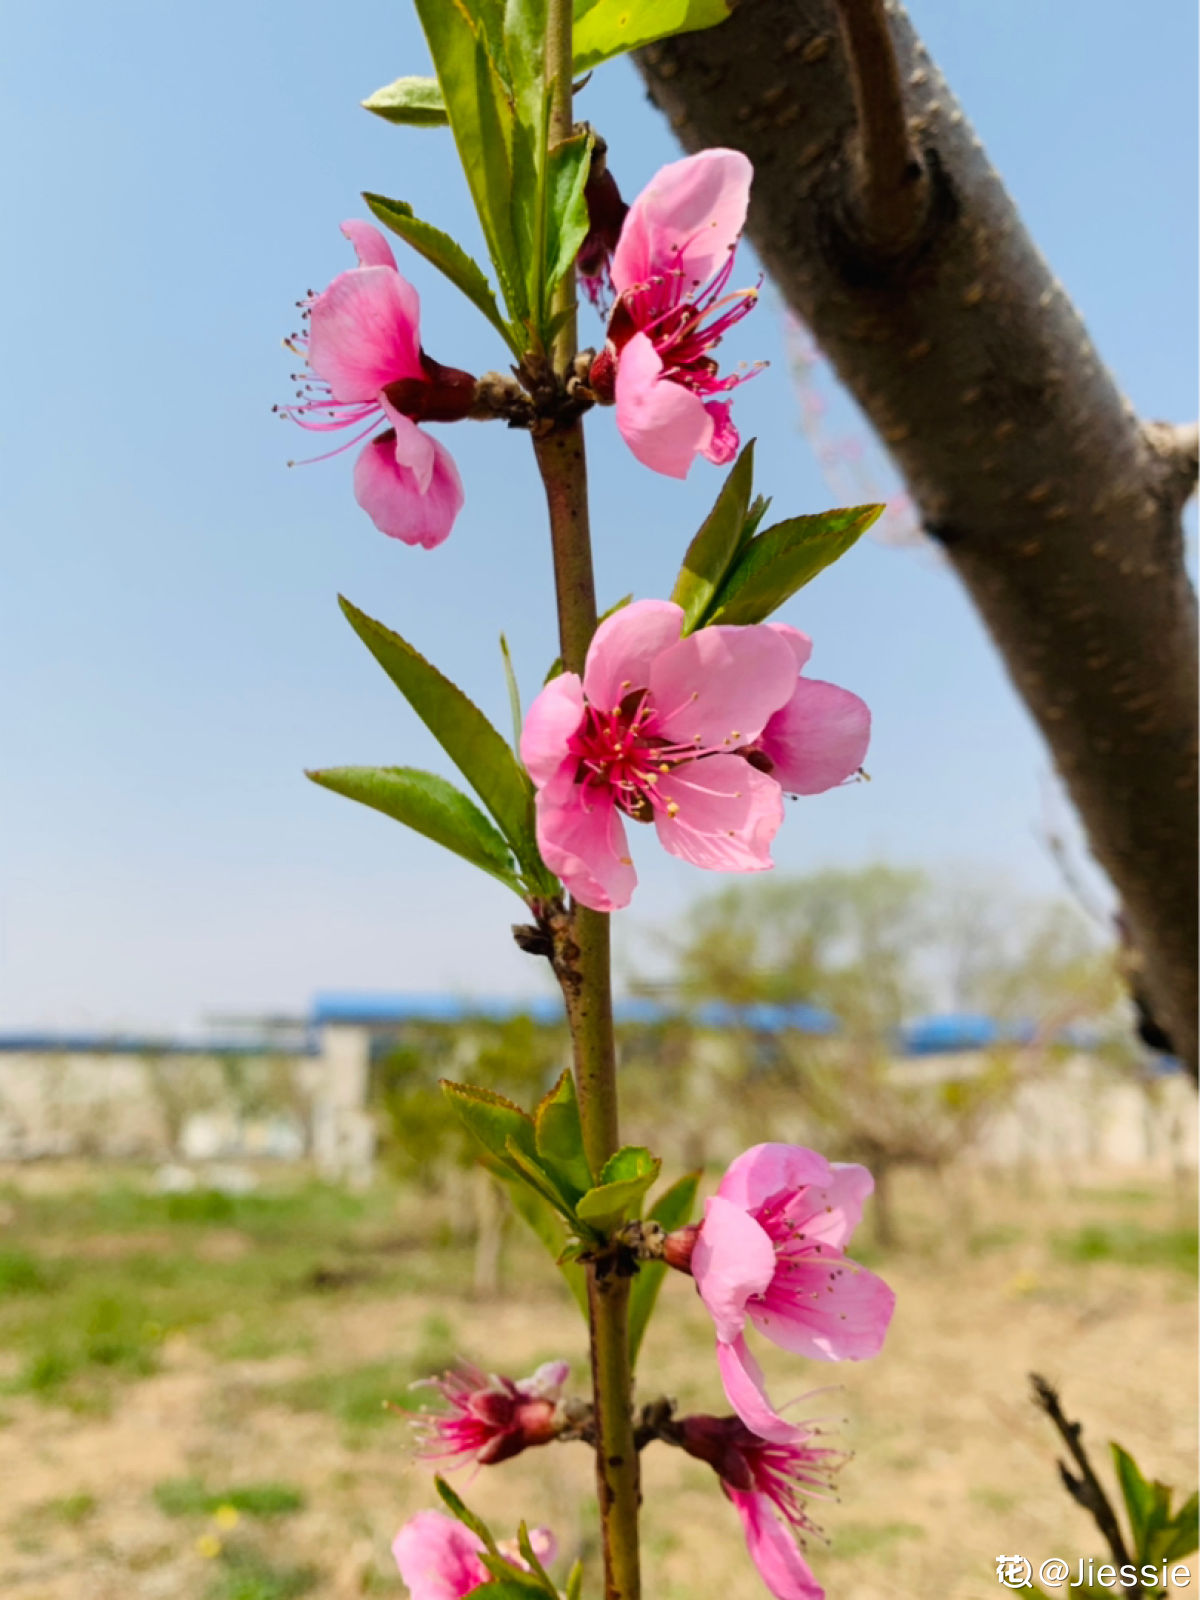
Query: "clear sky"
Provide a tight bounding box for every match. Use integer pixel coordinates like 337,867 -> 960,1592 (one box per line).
1,0 -> 1195,1030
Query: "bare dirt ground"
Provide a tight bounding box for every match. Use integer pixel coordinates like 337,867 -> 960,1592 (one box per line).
0,1163 -> 1195,1600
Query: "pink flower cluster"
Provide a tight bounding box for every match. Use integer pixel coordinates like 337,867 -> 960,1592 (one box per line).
414,1360 -> 568,1468
520,600 -> 870,911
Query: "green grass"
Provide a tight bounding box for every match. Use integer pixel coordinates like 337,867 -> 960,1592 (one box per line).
830,1521 -> 925,1559
154,1478 -> 305,1519
39,1492 -> 98,1526
1052,1223 -> 1197,1273
275,1359 -> 423,1433
203,1543 -> 317,1600
0,1249 -> 53,1294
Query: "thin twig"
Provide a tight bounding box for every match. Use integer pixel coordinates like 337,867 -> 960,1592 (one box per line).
830,0 -> 929,251
1029,1374 -> 1139,1592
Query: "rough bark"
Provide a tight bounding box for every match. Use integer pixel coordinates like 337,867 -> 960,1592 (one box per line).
636,0 -> 1199,1076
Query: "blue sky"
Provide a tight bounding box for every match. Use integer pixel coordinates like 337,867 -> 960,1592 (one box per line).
1,0 -> 1195,1029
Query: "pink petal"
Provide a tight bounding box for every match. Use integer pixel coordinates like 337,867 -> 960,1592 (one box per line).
612,149 -> 753,298
525,1528 -> 558,1568
582,598 -> 684,710
778,1162 -> 875,1251
768,623 -> 814,672
341,218 -> 398,270
381,401 -> 436,494
535,766 -> 637,912
521,674 -> 585,787
728,1491 -> 825,1600
715,1333 -> 796,1443
693,1194 -> 777,1342
392,1511 -> 488,1600
518,1362 -> 570,1401
353,430 -> 464,549
750,1254 -> 896,1362
716,1144 -> 834,1213
703,399 -> 740,465
759,679 -> 871,795
308,265 -> 423,402
614,332 -> 713,478
653,755 -> 783,872
651,626 -> 797,750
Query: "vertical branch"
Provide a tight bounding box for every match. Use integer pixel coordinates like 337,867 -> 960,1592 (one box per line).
534,5 -> 640,1596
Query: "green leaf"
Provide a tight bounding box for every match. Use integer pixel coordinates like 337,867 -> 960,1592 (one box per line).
442,1080 -> 538,1165
573,0 -> 730,72
670,440 -> 756,632
564,1559 -> 584,1600
469,1580 -> 547,1600
362,75 -> 449,126
544,129 -> 593,297
516,1523 -> 557,1593
338,598 -> 545,886
628,1169 -> 700,1365
503,1134 -> 581,1222
306,767 -> 522,893
1158,1491 -> 1199,1563
534,1071 -> 593,1198
707,504 -> 884,625
1112,1443 -> 1156,1557
488,1159 -> 589,1318
363,193 -> 514,350
499,635 -> 523,750
434,1476 -> 500,1554
576,1146 -> 661,1226
411,0 -> 527,321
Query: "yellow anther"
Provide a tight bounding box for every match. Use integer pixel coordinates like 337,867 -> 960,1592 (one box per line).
666,801 -> 680,818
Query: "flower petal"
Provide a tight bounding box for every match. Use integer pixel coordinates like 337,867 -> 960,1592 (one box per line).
353,430 -> 464,549
392,1510 -> 488,1600
728,1491 -> 825,1600
612,149 -> 753,298
341,218 -> 398,270
760,678 -> 871,795
693,1194 -> 777,1342
535,766 -> 637,912
768,623 -> 814,672
715,1333 -> 796,1443
308,265 -> 423,401
750,1253 -> 896,1362
653,755 -> 783,872
716,1143 -> 834,1213
703,399 -> 740,465
582,598 -> 684,710
778,1162 -> 875,1251
614,331 -> 713,479
521,674 -> 585,787
651,625 -> 797,749
381,402 -> 436,494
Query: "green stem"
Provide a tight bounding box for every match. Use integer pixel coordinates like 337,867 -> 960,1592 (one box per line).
532,8 -> 640,1596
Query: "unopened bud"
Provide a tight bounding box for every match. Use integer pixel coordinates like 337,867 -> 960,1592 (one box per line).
662,1223 -> 701,1274
382,353 -> 476,423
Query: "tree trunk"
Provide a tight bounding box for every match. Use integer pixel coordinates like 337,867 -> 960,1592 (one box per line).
636,0 -> 1198,1076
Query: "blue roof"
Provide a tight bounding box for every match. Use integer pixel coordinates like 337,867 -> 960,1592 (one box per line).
311,991 -> 840,1034
0,1031 -> 314,1057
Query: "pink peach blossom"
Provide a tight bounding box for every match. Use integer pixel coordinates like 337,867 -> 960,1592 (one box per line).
671,1143 -> 894,1439
414,1361 -> 568,1467
589,150 -> 762,478
392,1511 -> 556,1600
678,1412 -> 839,1600
281,221 -> 469,548
520,600 -> 800,911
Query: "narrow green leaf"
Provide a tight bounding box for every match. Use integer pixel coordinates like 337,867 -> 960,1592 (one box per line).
1158,1492 -> 1199,1563
516,1522 -> 557,1593
564,1558 -> 585,1600
362,75 -> 449,126
499,635 -> 523,750
338,598 -> 540,877
504,0 -> 549,129
534,1070 -> 593,1197
489,1160 -> 589,1317
1112,1443 -> 1156,1557
707,504 -> 884,626
544,129 -> 593,297
572,0 -> 730,72
628,1170 -> 700,1365
307,767 -> 521,893
503,1134 -> 581,1222
670,439 -> 756,632
363,193 -> 514,349
470,1579 -> 547,1600
411,0 -> 527,320
441,1080 -> 538,1168
433,1476 -> 501,1554
576,1146 -> 661,1225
